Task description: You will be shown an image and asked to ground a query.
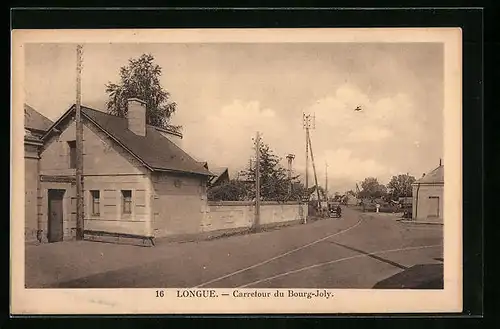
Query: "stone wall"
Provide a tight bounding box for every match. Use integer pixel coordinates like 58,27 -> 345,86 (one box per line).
151,172 -> 208,238
202,201 -> 307,232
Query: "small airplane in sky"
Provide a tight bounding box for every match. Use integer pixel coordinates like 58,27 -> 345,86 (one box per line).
354,105 -> 363,112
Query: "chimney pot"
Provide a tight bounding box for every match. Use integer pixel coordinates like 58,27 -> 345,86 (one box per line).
127,98 -> 147,136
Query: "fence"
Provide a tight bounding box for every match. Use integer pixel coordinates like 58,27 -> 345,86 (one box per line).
201,201 -> 308,233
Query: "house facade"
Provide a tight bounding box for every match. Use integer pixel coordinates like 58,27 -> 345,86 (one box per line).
412,163 -> 444,223
33,98 -> 212,244
24,104 -> 54,243
344,195 -> 359,207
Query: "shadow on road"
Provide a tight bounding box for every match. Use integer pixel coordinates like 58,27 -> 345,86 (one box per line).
326,241 -> 443,290
372,263 -> 444,289
327,241 -> 408,270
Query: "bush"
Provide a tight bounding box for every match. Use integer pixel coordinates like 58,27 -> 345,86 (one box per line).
207,180 -> 250,201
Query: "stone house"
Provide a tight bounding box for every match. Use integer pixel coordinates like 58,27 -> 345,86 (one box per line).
34,98 -> 212,244
412,162 -> 444,223
24,104 -> 54,243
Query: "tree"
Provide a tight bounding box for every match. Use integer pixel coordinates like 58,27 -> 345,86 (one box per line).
387,174 -> 416,200
208,139 -> 307,202
207,180 -> 251,201
105,53 -> 180,130
291,182 -> 307,200
342,195 -> 349,205
359,177 -> 387,200
345,190 -> 356,197
241,141 -> 303,201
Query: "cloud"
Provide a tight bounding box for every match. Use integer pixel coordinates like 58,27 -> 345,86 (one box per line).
24,43 -> 442,196
297,83 -> 424,191
347,126 -> 393,143
180,83 -> 432,194
317,149 -> 389,181
305,83 -> 422,157
182,100 -> 290,173
309,84 -> 419,138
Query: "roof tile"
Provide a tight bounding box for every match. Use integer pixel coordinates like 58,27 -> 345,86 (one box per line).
416,165 -> 444,184
24,104 -> 53,132
80,106 -> 211,176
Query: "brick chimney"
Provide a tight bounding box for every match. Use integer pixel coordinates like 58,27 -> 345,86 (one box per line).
127,98 -> 147,136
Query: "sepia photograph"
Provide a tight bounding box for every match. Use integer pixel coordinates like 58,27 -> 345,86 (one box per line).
11,28 -> 462,314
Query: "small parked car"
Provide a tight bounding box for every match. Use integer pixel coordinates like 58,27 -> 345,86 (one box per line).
327,202 -> 342,218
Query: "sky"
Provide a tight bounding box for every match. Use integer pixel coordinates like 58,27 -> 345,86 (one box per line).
24,42 -> 443,194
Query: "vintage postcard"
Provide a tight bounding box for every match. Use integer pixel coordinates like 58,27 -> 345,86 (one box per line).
11,28 -> 462,314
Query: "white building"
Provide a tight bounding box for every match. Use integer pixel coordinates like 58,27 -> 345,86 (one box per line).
412,162 -> 444,223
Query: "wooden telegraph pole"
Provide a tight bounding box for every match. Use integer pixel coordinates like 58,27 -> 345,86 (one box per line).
325,162 -> 328,201
307,131 -> 322,209
303,114 -> 319,202
254,131 -> 261,232
75,44 -> 84,240
303,113 -> 310,193
303,113 -> 316,198
286,154 -> 295,195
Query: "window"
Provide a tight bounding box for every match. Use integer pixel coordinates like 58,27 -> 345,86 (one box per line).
122,190 -> 132,214
68,141 -> 76,169
90,190 -> 100,216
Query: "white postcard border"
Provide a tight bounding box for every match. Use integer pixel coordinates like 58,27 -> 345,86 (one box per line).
11,27 -> 463,314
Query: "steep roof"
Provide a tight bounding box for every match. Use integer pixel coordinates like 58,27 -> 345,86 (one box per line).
415,165 -> 444,184
197,161 -> 209,170
24,104 -> 53,133
209,167 -> 228,178
43,105 -> 211,176
209,167 -> 229,185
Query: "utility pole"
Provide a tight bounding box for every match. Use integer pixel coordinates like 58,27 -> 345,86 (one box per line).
254,131 -> 261,231
75,44 -> 84,240
303,113 -> 315,196
286,154 -> 295,195
325,162 -> 328,201
304,115 -> 309,192
307,132 -> 321,210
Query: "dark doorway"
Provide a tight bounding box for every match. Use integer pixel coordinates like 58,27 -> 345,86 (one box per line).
48,189 -> 65,242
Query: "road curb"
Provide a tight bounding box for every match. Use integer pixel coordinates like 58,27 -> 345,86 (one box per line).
397,220 -> 443,225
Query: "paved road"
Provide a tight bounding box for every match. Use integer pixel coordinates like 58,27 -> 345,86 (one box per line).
26,207 -> 443,289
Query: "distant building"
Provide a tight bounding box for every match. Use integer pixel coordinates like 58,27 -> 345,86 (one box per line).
344,195 -> 359,206
398,196 -> 413,205
412,163 -> 444,223
208,167 -> 229,187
